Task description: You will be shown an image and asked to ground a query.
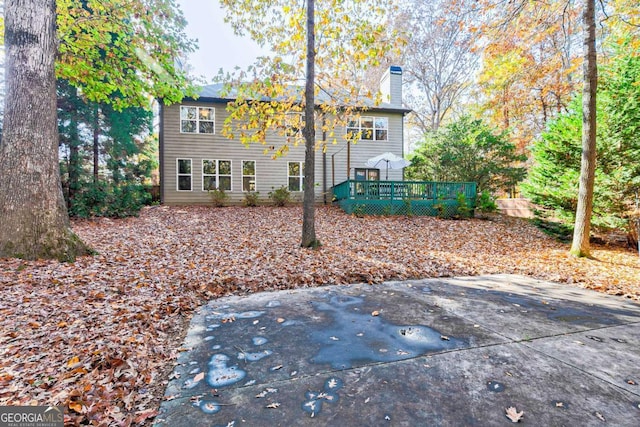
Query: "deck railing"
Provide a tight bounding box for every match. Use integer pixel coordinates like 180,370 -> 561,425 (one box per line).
333,180 -> 476,201
332,179 -> 477,216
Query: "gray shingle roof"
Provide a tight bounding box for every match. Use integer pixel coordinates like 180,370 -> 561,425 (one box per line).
192,83 -> 411,114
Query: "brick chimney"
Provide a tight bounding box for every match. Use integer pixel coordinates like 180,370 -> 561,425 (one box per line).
380,66 -> 403,106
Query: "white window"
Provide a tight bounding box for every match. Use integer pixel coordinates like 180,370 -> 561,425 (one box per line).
177,158 -> 192,191
288,161 -> 304,192
181,106 -> 215,134
346,116 -> 388,141
242,160 -> 256,192
202,159 -> 232,191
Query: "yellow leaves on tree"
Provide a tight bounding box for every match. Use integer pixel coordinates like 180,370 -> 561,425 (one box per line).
475,0 -> 581,151
217,0 -> 405,154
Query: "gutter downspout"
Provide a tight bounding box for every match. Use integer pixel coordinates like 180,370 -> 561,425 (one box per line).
322,114 -> 327,204
158,100 -> 165,204
402,111 -> 406,181
347,140 -> 351,180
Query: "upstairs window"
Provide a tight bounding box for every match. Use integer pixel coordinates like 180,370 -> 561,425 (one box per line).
181,106 -> 215,134
346,116 -> 388,141
288,161 -> 305,192
202,159 -> 232,191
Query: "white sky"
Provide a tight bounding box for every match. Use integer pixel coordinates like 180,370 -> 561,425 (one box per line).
176,0 -> 266,82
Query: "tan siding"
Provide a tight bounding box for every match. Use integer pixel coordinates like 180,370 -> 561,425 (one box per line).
162,102 -> 406,205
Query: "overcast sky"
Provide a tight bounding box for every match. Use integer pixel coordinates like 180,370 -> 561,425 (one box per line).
176,0 -> 266,82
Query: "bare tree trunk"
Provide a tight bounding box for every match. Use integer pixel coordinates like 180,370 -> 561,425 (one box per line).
570,0 -> 597,257
301,0 -> 319,248
68,121 -> 81,203
93,106 -> 100,183
0,0 -> 90,261
68,87 -> 82,206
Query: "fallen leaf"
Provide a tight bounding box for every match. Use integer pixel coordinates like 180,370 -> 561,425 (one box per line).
133,409 -> 159,424
256,387 -> 278,398
505,406 -> 524,423
66,356 -> 80,368
68,402 -> 83,413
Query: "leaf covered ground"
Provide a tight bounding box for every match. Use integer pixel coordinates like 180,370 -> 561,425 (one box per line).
1,206 -> 638,425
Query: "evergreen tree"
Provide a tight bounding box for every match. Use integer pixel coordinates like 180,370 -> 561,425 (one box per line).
406,116 -> 526,193
521,99 -> 584,225
57,81 -> 155,218
101,102 -> 154,185
523,41 -> 640,241
58,79 -> 91,205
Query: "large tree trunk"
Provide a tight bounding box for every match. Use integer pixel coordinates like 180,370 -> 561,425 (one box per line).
570,0 -> 597,257
0,0 -> 90,261
301,0 -> 319,248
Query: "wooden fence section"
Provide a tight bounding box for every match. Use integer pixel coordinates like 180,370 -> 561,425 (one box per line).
496,198 -> 534,218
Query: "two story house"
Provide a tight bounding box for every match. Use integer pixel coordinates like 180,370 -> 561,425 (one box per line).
158,66 -> 410,205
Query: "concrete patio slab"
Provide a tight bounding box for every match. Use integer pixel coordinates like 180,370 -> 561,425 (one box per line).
155,274 -> 640,426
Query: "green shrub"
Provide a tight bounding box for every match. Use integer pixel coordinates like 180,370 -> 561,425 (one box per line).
402,198 -> 414,217
352,204 -> 366,217
406,115 -> 526,193
432,202 -> 440,216
475,190 -> 498,215
532,217 -> 573,242
69,181 -> 150,218
455,193 -> 472,218
244,191 -> 260,207
209,188 -> 229,207
269,186 -> 291,207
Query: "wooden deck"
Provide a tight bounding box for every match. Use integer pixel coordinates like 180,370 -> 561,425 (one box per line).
332,180 -> 477,217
